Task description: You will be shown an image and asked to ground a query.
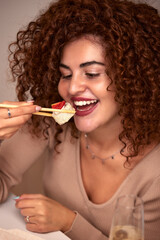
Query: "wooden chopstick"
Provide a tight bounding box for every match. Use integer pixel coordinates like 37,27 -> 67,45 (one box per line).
40,107 -> 75,114
33,112 -> 53,117
0,103 -> 75,115
0,104 -> 53,117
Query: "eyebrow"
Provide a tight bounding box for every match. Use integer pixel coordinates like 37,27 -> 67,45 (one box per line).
59,61 -> 105,70
80,61 -> 105,68
59,63 -> 70,69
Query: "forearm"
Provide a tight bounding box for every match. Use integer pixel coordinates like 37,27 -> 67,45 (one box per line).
0,129 -> 48,203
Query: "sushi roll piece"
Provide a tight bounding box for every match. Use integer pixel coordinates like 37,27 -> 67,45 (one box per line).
51,101 -> 75,125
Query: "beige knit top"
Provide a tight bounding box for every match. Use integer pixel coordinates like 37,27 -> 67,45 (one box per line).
0,126 -> 160,240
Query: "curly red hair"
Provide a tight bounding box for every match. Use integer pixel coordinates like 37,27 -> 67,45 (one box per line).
9,0 -> 160,158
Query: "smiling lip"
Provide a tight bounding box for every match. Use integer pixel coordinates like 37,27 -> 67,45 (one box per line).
71,97 -> 98,116
71,97 -> 96,102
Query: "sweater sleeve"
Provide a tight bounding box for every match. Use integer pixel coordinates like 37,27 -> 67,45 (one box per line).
65,212 -> 109,240
0,128 -> 49,203
65,175 -> 160,240
142,176 -> 160,240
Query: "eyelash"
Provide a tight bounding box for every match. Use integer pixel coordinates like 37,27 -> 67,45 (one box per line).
61,74 -> 72,79
61,73 -> 100,80
85,73 -> 100,78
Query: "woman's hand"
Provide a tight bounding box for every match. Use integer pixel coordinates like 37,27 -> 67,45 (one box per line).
15,194 -> 76,233
0,101 -> 41,140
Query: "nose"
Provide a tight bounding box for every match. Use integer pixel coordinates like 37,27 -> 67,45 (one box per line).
68,73 -> 87,95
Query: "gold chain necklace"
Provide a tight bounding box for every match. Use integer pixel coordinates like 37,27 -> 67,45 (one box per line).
84,133 -> 122,164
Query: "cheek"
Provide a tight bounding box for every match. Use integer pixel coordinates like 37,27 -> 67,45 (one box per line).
58,80 -> 66,98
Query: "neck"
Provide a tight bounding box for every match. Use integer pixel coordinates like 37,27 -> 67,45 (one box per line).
84,133 -> 123,164
85,121 -> 123,149
81,123 -> 125,164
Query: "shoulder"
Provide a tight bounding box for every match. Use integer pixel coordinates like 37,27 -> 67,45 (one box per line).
128,144 -> 160,195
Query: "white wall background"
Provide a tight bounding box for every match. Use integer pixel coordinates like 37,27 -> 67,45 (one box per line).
0,0 -> 54,101
0,0 -> 160,102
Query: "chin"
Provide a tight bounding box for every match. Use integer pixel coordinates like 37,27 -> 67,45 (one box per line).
74,117 -> 99,133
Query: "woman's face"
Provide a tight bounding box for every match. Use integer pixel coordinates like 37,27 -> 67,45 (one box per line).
58,36 -> 120,132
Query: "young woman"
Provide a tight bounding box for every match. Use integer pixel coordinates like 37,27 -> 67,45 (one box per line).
0,0 -> 160,239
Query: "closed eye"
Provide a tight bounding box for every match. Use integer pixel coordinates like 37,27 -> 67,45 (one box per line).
61,74 -> 72,80
85,73 -> 100,78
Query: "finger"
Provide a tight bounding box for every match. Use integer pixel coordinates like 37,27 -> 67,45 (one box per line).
25,215 -> 48,233
19,193 -> 46,200
15,194 -> 47,210
0,126 -> 21,139
0,115 -> 32,135
0,108 -> 13,119
0,106 -> 38,119
26,219 -> 44,233
1,100 -> 34,107
25,215 -> 59,233
25,214 -> 47,225
16,199 -> 38,209
16,197 -> 46,210
0,100 -> 35,117
3,105 -> 41,119
25,215 -> 37,225
2,114 -> 33,126
21,208 -> 36,218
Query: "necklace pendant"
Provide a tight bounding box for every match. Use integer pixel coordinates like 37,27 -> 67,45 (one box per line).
84,133 -> 120,164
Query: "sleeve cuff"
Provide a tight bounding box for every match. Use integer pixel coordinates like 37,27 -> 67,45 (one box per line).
65,212 -> 108,240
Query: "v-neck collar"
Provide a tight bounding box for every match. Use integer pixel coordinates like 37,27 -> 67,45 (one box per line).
76,139 -> 160,208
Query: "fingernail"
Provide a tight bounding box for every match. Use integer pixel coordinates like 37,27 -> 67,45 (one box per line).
36,106 -> 41,112
27,100 -> 34,103
13,196 -> 20,200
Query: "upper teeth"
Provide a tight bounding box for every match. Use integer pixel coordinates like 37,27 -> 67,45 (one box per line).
74,100 -> 97,106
